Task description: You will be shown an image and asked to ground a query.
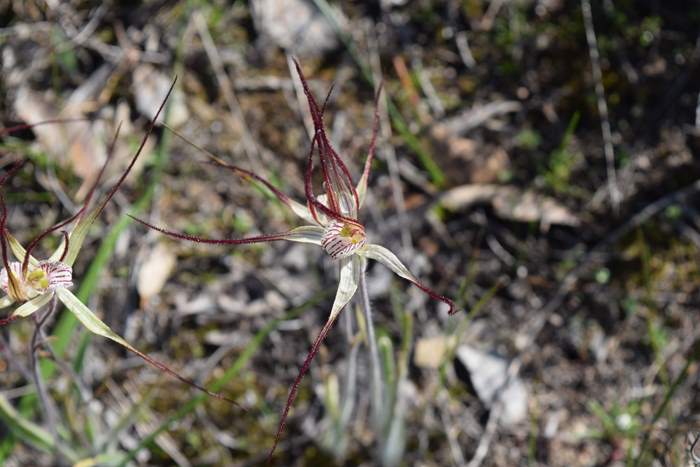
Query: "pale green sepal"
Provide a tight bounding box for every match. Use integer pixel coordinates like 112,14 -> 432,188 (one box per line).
0,296 -> 14,309
47,236 -> 67,263
6,233 -> 39,267
285,225 -> 325,245
12,292 -> 52,318
288,200 -> 323,225
328,256 -> 362,322
357,172 -> 369,210
61,211 -> 99,267
55,288 -> 138,353
357,243 -> 417,283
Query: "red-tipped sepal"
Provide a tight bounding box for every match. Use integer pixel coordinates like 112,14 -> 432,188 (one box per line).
358,243 -> 457,314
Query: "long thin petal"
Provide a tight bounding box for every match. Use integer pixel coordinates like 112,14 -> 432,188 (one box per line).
329,256 -> 362,322
163,124 -> 322,226
207,160 -> 319,226
282,226 -> 325,245
55,288 -> 239,406
6,233 -> 39,267
11,292 -> 53,318
293,59 -> 360,219
0,296 -> 14,308
61,80 -> 177,267
359,243 -> 457,314
357,83 -> 382,208
129,216 -> 324,247
269,256 -> 361,460
28,123 -> 122,268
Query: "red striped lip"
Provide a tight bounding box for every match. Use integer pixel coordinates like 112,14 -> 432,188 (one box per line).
320,221 -> 367,259
0,260 -> 73,299
39,261 -> 73,290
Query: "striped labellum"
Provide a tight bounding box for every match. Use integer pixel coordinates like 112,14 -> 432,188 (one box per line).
0,261 -> 73,301
321,221 -> 367,259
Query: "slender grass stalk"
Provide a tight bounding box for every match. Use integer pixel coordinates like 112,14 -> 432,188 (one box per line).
358,264 -> 385,433
0,394 -> 79,463
337,302 -> 359,442
318,308 -> 357,458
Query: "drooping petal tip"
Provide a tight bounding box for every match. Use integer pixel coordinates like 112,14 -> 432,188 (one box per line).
359,243 -> 457,314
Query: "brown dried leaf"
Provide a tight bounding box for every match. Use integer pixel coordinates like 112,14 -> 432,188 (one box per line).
137,242 -> 177,304
440,184 -> 579,230
14,87 -> 107,184
414,335 -> 448,369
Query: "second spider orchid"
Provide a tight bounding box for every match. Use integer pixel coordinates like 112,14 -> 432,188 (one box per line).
0,79 -> 233,405
131,60 -> 457,457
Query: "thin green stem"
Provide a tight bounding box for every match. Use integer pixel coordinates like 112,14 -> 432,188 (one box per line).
30,295 -> 60,444
358,264 -> 385,433
339,303 -> 358,428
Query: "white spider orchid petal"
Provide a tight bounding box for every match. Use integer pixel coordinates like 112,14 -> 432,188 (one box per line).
54,287 -> 238,404
357,243 -> 417,283
328,256 -> 362,322
55,288 -> 133,349
283,225 -> 325,245
288,199 -> 322,225
358,243 -> 456,315
59,209 -> 100,267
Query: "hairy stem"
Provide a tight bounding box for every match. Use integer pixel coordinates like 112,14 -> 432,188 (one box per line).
358,265 -> 385,433
30,295 -> 60,443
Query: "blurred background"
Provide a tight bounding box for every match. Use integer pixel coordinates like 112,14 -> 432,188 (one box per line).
1,0 -> 700,465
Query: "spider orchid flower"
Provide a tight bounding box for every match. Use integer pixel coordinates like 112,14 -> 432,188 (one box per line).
130,60 -> 457,458
0,79 -> 235,405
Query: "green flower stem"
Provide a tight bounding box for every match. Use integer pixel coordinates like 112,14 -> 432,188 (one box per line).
359,264 -> 385,433
30,295 -> 60,442
339,306 -> 358,429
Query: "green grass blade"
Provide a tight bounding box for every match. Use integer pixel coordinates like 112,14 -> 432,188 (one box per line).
0,394 -> 79,462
